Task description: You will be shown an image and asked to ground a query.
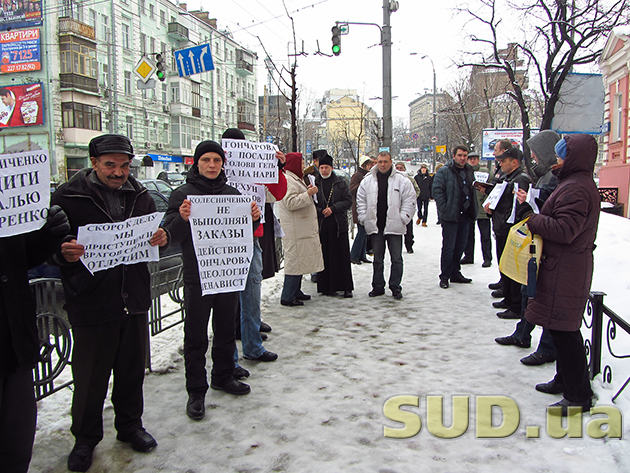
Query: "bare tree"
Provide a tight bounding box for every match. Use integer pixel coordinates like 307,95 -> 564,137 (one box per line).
459,0 -> 629,173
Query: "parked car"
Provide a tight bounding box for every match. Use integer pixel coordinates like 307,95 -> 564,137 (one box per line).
488,138 -> 520,151
140,179 -> 173,197
157,171 -> 185,187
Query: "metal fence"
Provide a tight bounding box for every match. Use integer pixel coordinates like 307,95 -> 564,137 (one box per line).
30,256 -> 186,401
585,291 -> 630,402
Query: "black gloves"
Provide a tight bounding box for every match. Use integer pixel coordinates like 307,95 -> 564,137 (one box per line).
44,205 -> 70,238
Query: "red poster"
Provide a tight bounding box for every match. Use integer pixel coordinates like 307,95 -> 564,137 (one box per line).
0,82 -> 43,128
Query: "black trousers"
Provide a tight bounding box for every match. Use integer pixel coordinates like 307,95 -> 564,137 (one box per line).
71,313 -> 147,447
496,232 -> 522,313
495,232 -> 507,288
463,219 -> 492,264
404,221 -> 414,251
0,370 -> 36,473
549,329 -> 593,402
184,284 -> 238,393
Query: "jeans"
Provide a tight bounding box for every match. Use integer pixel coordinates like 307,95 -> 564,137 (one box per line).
350,223 -> 368,262
512,286 -> 555,356
439,217 -> 470,280
235,240 -> 265,360
417,198 -> 429,222
371,231 -> 403,292
281,274 -> 303,302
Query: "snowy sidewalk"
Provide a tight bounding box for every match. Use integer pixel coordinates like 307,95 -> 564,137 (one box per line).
30,203 -> 629,472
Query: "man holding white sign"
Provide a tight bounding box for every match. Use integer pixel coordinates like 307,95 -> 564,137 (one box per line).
51,134 -> 168,472
164,140 -> 260,422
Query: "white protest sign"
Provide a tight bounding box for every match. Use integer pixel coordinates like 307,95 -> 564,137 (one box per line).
226,179 -> 266,224
508,183 -> 519,224
0,149 -> 50,238
485,181 -> 508,210
308,174 -> 317,203
77,212 -> 164,274
526,187 -> 541,214
222,139 -> 278,184
189,195 -> 253,295
474,171 -> 489,183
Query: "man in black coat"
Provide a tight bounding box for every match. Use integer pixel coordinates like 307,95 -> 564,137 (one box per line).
480,147 -> 532,319
0,206 -> 69,473
51,134 -> 168,472
414,163 -> 432,226
164,140 -> 260,422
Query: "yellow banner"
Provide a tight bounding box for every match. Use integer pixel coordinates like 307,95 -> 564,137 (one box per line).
436,145 -> 446,154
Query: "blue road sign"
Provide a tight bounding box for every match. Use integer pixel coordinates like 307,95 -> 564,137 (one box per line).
266,135 -> 274,143
306,140 -> 312,154
174,43 -> 214,77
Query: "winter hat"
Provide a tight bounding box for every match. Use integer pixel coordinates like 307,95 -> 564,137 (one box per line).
395,162 -> 407,170
89,134 -> 134,159
467,152 -> 480,159
527,130 -> 560,176
222,128 -> 245,140
193,140 -> 225,166
319,154 -> 333,167
420,163 -> 428,169
312,149 -> 330,162
554,138 -> 567,160
284,152 -> 304,179
359,155 -> 372,167
496,147 -> 522,161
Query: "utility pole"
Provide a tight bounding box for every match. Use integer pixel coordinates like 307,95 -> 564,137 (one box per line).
382,0 -> 393,149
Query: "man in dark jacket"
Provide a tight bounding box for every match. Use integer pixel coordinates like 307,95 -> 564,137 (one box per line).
524,134 -> 600,416
432,145 -> 478,288
480,148 -> 532,318
0,207 -> 69,473
52,134 -> 168,472
414,163 -> 432,227
460,152 -> 492,267
349,155 -> 373,264
164,140 -> 260,422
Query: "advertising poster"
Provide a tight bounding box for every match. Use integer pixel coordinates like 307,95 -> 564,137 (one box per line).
481,128 -> 540,160
0,149 -> 50,237
0,82 -> 43,128
0,1 -> 42,30
0,27 -> 40,73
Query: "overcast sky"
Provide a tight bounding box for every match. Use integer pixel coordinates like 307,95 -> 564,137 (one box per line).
185,0 -> 474,121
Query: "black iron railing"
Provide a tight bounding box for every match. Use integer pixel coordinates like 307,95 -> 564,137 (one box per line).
584,291 -> 630,402
31,254 -> 185,400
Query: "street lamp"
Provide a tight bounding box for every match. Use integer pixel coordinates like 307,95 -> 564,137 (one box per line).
411,52 -> 437,169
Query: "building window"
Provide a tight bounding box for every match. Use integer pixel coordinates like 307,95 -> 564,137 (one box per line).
162,83 -> 167,103
102,63 -> 108,87
160,10 -> 166,25
89,9 -> 96,28
150,37 -> 156,54
126,116 -> 134,139
62,102 -> 102,130
101,14 -> 108,41
59,36 -> 97,79
192,81 -> 200,109
122,24 -> 130,49
217,101 -> 222,117
140,33 -> 146,54
615,93 -> 623,142
216,67 -> 221,88
149,4 -> 155,19
124,71 -> 132,94
170,83 -> 180,103
171,116 -> 200,150
139,0 -> 145,15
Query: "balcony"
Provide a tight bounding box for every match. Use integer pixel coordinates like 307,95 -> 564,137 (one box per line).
235,49 -> 254,75
59,17 -> 96,41
237,121 -> 255,132
60,73 -> 99,94
167,22 -> 189,41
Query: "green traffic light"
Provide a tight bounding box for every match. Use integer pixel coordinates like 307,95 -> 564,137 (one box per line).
332,45 -> 340,54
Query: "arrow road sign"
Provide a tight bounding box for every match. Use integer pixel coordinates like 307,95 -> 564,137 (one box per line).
174,43 -> 214,78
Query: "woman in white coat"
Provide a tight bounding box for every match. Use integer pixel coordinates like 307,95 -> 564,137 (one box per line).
278,152 -> 324,306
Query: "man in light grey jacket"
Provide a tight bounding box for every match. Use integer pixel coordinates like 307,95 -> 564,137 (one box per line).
356,151 -> 416,300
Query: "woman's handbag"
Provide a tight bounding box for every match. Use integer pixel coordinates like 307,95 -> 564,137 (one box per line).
499,217 -> 542,288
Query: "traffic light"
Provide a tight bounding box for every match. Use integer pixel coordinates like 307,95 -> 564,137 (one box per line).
155,53 -> 166,82
331,25 -> 341,56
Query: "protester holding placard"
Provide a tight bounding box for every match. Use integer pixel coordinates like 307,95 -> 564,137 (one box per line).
51,134 -> 168,472
222,128 -> 287,366
164,140 -> 261,422
0,205 -> 69,473
278,152 -> 324,306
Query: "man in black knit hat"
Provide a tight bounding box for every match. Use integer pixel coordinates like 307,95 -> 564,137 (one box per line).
164,140 -> 261,422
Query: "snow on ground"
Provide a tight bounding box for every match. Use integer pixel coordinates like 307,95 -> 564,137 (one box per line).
30,203 -> 630,472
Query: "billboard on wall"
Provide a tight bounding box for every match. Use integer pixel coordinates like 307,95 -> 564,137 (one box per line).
0,1 -> 42,30
481,128 -> 540,160
0,82 -> 43,128
0,28 -> 40,73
